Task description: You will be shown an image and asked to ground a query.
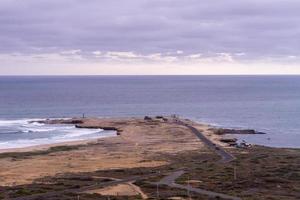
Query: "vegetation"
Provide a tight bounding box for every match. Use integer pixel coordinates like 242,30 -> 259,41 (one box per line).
0,146 -> 299,199
0,145 -> 82,159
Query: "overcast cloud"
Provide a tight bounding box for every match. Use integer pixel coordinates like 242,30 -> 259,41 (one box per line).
0,0 -> 300,74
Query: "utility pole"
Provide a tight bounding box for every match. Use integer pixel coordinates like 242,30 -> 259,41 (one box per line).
156,183 -> 159,199
187,175 -> 191,200
234,166 -> 237,180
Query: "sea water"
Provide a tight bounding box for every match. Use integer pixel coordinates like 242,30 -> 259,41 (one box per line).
0,119 -> 116,149
0,76 -> 299,148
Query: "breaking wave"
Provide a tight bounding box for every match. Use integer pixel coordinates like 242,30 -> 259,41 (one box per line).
0,118 -> 116,149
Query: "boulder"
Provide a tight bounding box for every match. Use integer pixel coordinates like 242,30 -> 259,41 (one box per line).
220,137 -> 238,143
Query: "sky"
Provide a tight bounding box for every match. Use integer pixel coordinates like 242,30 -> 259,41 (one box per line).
0,0 -> 300,75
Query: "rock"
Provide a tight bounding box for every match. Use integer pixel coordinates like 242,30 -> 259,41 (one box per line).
75,125 -> 121,135
63,119 -> 84,124
220,137 -> 238,146
220,137 -> 238,143
256,131 -> 267,134
75,125 -> 118,131
155,116 -> 168,122
212,128 -> 266,135
32,118 -> 83,125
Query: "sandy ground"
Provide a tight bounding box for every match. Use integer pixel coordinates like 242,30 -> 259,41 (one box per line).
85,182 -> 148,199
0,117 -> 209,186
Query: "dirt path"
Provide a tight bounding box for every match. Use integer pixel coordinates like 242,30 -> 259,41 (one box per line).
128,182 -> 148,199
157,170 -> 185,185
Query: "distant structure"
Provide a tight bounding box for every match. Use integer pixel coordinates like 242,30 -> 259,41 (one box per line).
171,114 -> 179,119
144,116 -> 152,120
237,140 -> 252,148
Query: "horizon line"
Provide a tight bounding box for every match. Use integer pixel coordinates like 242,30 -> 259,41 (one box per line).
1,74 -> 300,77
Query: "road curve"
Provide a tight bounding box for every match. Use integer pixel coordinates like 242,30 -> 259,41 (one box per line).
11,173 -> 160,200
176,119 -> 236,163
156,170 -> 241,200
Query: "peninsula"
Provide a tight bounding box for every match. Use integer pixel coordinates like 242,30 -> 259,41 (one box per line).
0,116 -> 299,200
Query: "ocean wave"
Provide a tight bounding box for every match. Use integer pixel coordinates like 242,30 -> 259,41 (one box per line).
21,128 -> 57,133
0,130 -> 23,135
0,119 -> 29,127
0,130 -> 114,149
53,129 -> 103,139
0,118 -> 115,149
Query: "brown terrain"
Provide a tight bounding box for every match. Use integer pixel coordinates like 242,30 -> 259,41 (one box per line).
0,116 -> 299,200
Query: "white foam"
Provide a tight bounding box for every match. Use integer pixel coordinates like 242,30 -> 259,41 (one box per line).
22,128 -> 57,133
0,118 -> 116,149
0,130 -> 115,149
0,119 -> 29,127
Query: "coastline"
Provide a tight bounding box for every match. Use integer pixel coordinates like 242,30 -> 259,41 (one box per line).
0,116 -> 270,153
193,118 -> 300,149
0,116 -> 299,200
0,137 -> 116,154
1,115 -> 298,149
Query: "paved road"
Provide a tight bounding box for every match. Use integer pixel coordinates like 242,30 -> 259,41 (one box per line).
171,182 -> 241,200
153,120 -> 242,199
157,170 -> 185,185
176,120 -> 236,163
156,170 -> 241,200
11,173 -> 159,200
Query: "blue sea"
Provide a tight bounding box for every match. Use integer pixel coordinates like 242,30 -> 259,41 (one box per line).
0,76 -> 299,149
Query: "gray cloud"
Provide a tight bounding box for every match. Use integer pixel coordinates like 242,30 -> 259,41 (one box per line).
0,0 -> 300,60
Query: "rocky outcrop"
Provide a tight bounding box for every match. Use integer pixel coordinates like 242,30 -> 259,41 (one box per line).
210,128 -> 266,147
144,116 -> 152,120
33,118 -> 121,135
75,125 -> 121,135
220,137 -> 238,146
211,128 -> 266,135
155,116 -> 168,122
155,116 -> 164,119
33,118 -> 84,125
220,137 -> 238,143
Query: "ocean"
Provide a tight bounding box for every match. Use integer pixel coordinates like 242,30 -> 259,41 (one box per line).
0,76 -> 299,148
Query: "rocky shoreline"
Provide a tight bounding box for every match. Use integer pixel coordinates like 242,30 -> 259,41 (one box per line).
208,127 -> 267,147
210,128 -> 266,135
35,117 -> 266,148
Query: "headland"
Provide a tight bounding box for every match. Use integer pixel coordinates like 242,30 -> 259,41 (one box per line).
0,116 -> 299,200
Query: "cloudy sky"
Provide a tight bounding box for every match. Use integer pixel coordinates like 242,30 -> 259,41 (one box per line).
1,0 -> 300,75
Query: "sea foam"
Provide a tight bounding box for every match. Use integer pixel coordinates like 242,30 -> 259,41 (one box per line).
0,119 -> 116,149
